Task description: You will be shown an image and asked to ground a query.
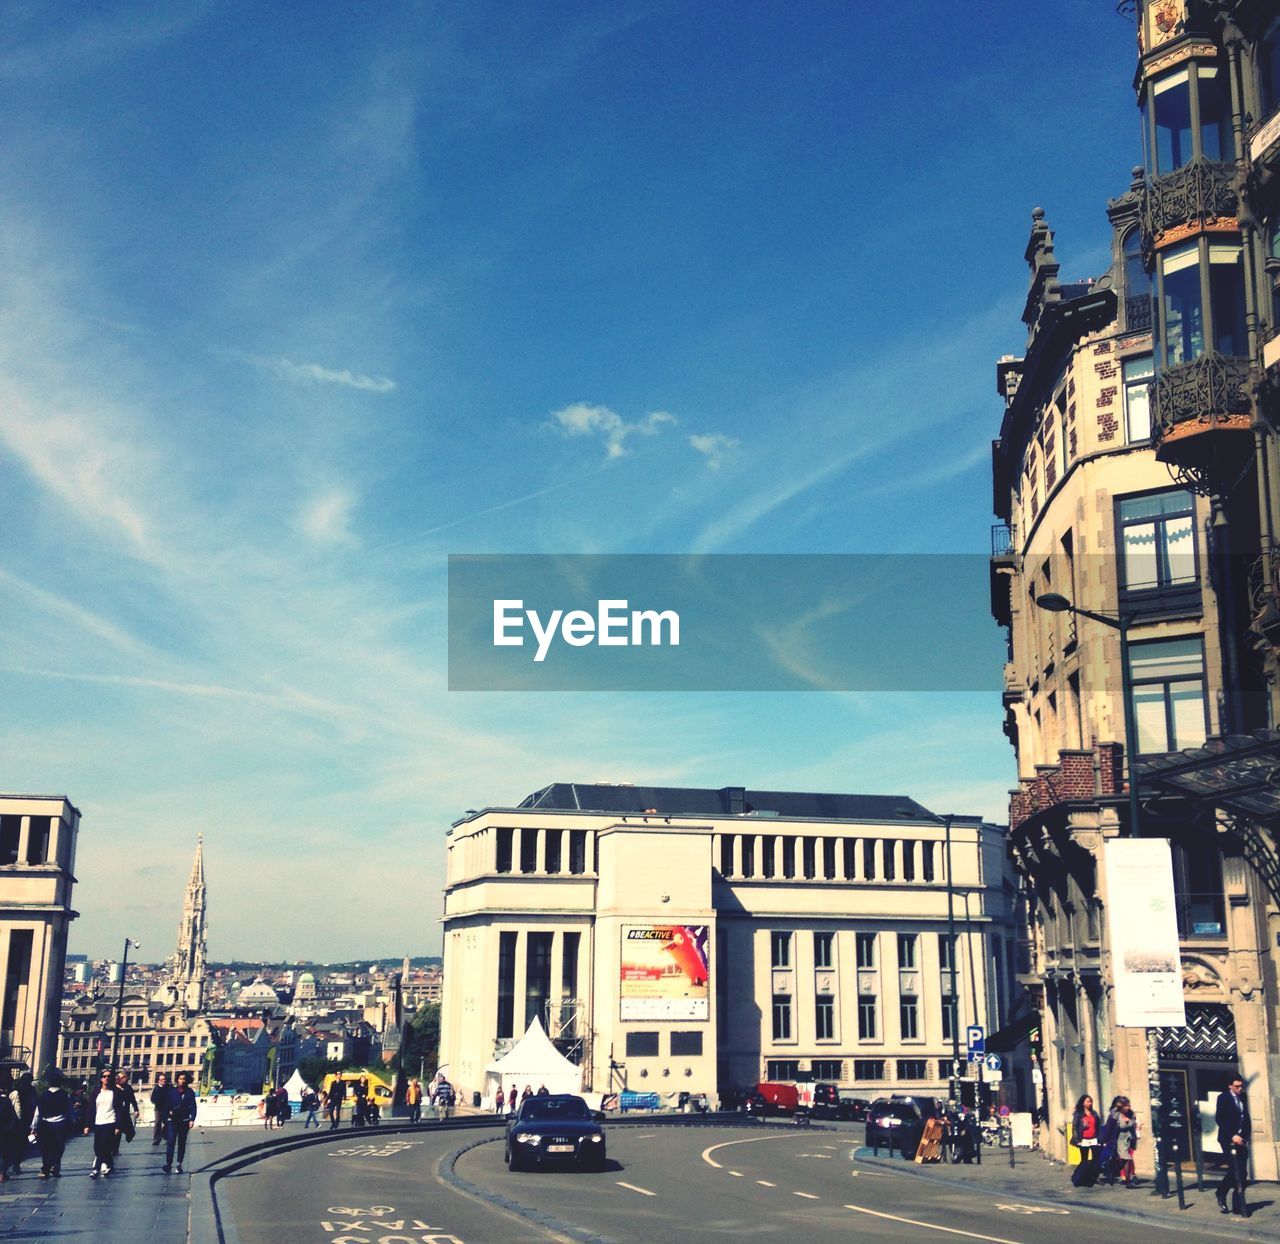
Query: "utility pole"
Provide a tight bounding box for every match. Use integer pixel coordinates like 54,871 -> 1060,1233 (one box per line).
109,938 -> 140,1072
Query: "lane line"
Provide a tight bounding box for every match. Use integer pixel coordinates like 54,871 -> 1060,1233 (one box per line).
756,1180 -> 776,1187
616,1181 -> 656,1197
794,1191 -> 820,1199
728,1170 -> 744,1177
842,1203 -> 1021,1244
701,1133 -> 814,1169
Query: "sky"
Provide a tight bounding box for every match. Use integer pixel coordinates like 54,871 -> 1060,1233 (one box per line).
0,1 -> 1145,960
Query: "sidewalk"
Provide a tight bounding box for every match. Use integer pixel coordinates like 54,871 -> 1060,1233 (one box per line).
856,1145 -> 1280,1240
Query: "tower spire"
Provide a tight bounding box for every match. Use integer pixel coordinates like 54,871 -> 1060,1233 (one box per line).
171,836 -> 208,1012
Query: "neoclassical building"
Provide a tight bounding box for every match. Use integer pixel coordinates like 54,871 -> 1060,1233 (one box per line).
441,783 -> 1019,1107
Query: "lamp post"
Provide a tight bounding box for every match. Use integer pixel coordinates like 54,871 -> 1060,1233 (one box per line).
1034,592 -> 1166,1198
943,815 -> 960,1103
109,937 -> 140,1073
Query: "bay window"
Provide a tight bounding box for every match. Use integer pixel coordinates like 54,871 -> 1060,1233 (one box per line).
1128,636 -> 1209,754
1147,63 -> 1234,174
1159,238 -> 1247,367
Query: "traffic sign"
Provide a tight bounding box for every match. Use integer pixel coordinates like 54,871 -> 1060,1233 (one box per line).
966,1025 -> 985,1057
984,1053 -> 1003,1073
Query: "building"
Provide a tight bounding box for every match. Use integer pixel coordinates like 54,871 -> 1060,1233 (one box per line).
441,783 -> 1017,1106
0,795 -> 81,1074
153,836 -> 207,1012
989,0 -> 1280,1180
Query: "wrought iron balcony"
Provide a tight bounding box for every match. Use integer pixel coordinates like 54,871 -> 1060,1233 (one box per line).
1153,352 -> 1251,439
991,523 -> 1015,558
1124,294 -> 1152,333
1141,159 -> 1237,245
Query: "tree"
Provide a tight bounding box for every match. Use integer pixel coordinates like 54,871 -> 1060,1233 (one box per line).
394,1003 -> 440,1079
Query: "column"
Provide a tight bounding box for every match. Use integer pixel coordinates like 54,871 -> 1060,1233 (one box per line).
556,829 -> 568,874
511,828 -> 523,874
15,817 -> 29,867
732,834 -> 743,880
47,818 -> 62,870
535,828 -> 547,874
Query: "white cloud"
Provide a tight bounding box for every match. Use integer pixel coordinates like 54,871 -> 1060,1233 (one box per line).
550,402 -> 675,460
236,352 -> 396,394
297,489 -> 359,546
688,432 -> 739,470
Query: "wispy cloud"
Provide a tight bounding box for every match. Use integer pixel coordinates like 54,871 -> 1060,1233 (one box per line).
550,402 -> 675,460
297,489 -> 359,546
0,568 -> 156,660
232,351 -> 397,394
858,440 -> 991,499
688,432 -> 739,470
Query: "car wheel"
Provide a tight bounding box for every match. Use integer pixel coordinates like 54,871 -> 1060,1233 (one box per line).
506,1145 -> 522,1172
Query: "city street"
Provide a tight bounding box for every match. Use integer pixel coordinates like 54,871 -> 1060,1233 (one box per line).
219,1122 -> 1241,1244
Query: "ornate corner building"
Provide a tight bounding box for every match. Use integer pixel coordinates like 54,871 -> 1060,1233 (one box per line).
990,0 -> 1280,1180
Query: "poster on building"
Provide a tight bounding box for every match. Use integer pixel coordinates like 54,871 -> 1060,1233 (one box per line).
620,924 -> 710,1020
1103,838 -> 1186,1028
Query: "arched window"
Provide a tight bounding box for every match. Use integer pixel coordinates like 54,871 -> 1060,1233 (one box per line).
1123,227 -> 1152,331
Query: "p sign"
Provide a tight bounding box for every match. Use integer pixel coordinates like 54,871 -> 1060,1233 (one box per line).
966,1025 -> 985,1057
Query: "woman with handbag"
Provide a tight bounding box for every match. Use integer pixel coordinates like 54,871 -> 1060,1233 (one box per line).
1070,1094 -> 1104,1187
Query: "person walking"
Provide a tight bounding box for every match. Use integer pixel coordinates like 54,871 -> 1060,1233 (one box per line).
493,1086 -> 505,1116
1216,1074 -> 1250,1217
262,1088 -> 277,1131
1070,1094 -> 1104,1188
327,1076 -> 346,1129
162,1071 -> 198,1174
301,1084 -> 321,1128
351,1076 -> 369,1128
85,1069 -> 127,1178
1104,1097 -> 1139,1187
33,1069 -> 71,1179
150,1073 -> 170,1146
406,1079 -> 422,1125
111,1070 -> 138,1157
507,1085 -> 517,1115
0,1079 -> 21,1181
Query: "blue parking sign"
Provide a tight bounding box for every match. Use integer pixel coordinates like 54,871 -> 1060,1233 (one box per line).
966,1025 -> 985,1057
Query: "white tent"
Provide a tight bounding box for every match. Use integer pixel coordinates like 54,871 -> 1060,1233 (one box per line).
284,1067 -> 313,1106
484,1016 -> 583,1102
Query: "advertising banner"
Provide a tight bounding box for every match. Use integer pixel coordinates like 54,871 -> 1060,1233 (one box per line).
620,924 -> 709,1021
1103,839 -> 1187,1028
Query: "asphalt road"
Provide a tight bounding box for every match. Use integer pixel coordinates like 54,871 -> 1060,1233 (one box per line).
220,1121 -> 1223,1244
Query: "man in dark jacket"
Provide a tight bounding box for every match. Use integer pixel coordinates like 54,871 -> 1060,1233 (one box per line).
162,1072 -> 198,1174
1216,1074 -> 1250,1217
327,1076 -> 346,1130
150,1073 -> 170,1145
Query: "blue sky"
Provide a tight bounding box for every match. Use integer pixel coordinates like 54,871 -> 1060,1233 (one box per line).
0,2 -> 1143,959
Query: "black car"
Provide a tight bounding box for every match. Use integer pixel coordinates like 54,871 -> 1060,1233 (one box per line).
505,1094 -> 607,1171
809,1083 -> 864,1121
864,1097 -> 932,1156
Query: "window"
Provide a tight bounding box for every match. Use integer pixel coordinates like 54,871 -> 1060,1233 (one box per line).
858,996 -> 877,1040
802,837 -> 815,879
562,931 -> 580,998
770,931 -> 792,969
519,829 -> 537,874
525,932 -> 552,1028
1263,21 -> 1280,117
815,995 -> 835,1041
1152,69 -> 1192,172
938,933 -> 956,975
671,1031 -> 703,1056
1171,838 -> 1226,938
1129,636 -> 1209,753
863,838 -> 876,880
811,1059 -> 842,1081
1149,64 -> 1234,174
853,1060 -> 885,1082
761,837 -> 776,879
1160,239 -> 1247,367
897,934 -> 917,970
1123,356 -> 1153,443
813,931 -> 834,970
897,1059 -> 929,1082
772,994 -> 792,1041
882,840 -> 896,881
921,842 -> 935,883
544,830 -> 562,874
497,932 -> 516,1039
767,1059 -> 800,1081
569,830 -> 587,875
1196,66 -> 1234,162
1124,229 -> 1152,332
941,996 -> 958,1043
902,841 -> 916,882
856,933 -> 876,969
1118,490 -> 1196,593
782,837 -> 796,879
939,1059 -> 960,1081
720,834 -> 734,876
0,817 -> 18,866
742,836 -> 755,876
900,996 -> 919,1040
626,1031 -> 659,1057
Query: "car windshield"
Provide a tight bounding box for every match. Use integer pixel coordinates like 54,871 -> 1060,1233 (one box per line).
522,1097 -> 590,1121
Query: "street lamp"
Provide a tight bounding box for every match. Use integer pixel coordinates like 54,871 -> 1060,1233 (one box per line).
943,815 -> 960,1103
110,938 -> 141,1073
1033,591 -> 1166,1198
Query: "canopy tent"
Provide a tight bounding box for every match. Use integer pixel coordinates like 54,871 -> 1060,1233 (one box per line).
283,1067 -> 313,1105
484,1016 -> 583,1101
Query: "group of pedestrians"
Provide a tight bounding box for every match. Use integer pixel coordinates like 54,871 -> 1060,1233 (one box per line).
1068,1074 -> 1253,1218
495,1083 -> 550,1115
261,1085 -> 292,1129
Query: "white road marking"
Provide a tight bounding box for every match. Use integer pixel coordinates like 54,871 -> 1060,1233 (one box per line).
756,1181 -> 776,1187
700,1133 -> 814,1169
794,1191 -> 820,1200
728,1170 -> 744,1177
842,1204 -> 1021,1244
995,1204 -> 1069,1215
629,1133 -> 658,1140
616,1181 -> 656,1197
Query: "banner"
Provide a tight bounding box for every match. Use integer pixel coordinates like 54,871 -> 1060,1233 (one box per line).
620,924 -> 709,1021
1103,839 -> 1186,1028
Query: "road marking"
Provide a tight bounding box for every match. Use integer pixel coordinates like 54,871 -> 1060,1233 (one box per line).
630,1133 -> 658,1140
995,1204 -> 1069,1215
728,1170 -> 744,1177
616,1181 -> 656,1197
842,1204 -> 1020,1244
756,1181 -> 776,1187
701,1133 -> 813,1169
794,1191 -> 820,1200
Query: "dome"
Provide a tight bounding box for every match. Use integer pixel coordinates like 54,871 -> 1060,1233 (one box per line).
237,977 -> 280,1004
297,971 -> 315,984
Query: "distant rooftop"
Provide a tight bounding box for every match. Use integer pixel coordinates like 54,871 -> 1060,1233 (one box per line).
516,783 -> 939,823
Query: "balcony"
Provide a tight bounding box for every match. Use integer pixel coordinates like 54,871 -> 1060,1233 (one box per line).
1141,159 -> 1237,246
990,524 -> 1017,628
1152,352 -> 1254,491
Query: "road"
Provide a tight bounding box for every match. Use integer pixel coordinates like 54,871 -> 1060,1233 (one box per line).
220,1121 -> 1229,1244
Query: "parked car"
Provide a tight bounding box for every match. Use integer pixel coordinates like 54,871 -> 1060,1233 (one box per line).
864,1096 -> 939,1156
809,1083 -> 863,1120
844,1097 -> 871,1122
753,1082 -> 801,1115
505,1093 -> 607,1171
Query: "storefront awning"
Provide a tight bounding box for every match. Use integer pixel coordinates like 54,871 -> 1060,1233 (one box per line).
1134,730 -> 1280,824
985,1010 -> 1038,1054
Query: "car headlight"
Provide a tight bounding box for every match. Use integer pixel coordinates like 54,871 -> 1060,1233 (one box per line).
587,1135 -> 604,1143
517,1134 -> 542,1145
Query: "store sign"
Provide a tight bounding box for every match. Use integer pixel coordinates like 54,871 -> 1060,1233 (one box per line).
1251,110 -> 1280,163
1103,839 -> 1187,1028
620,924 -> 710,1020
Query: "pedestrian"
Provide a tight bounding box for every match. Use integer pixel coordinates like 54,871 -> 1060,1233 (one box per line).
366,1096 -> 381,1126
351,1076 -> 369,1128
0,1078 -> 21,1182
151,1073 -> 170,1146
1070,1094 -> 1104,1188
507,1085 -> 517,1114
33,1068 -> 70,1179
327,1076 -> 346,1129
435,1078 -> 454,1120
162,1071 -> 198,1174
521,1084 -> 533,1105
1109,1097 -> 1139,1188
85,1068 -> 127,1178
958,1104 -> 980,1164
262,1089 -> 277,1131
112,1070 -> 138,1156
536,1083 -> 549,1096
275,1085 -> 290,1128
493,1086 -> 505,1115
406,1079 -> 422,1125
1215,1073 -> 1250,1217
301,1084 -> 321,1128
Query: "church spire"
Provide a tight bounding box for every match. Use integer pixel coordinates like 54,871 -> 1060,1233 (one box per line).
171,836 -> 208,1012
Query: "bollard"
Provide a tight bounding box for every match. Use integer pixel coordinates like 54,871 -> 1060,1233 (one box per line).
1172,1141 -> 1186,1210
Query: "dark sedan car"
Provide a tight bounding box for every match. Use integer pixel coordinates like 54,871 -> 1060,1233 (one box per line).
505,1094 -> 607,1171
865,1097 -> 929,1156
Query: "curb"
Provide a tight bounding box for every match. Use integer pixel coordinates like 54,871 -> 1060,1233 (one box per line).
853,1149 -> 1277,1240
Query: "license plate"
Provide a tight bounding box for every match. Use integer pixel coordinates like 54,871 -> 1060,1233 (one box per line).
547,1144 -> 575,1153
